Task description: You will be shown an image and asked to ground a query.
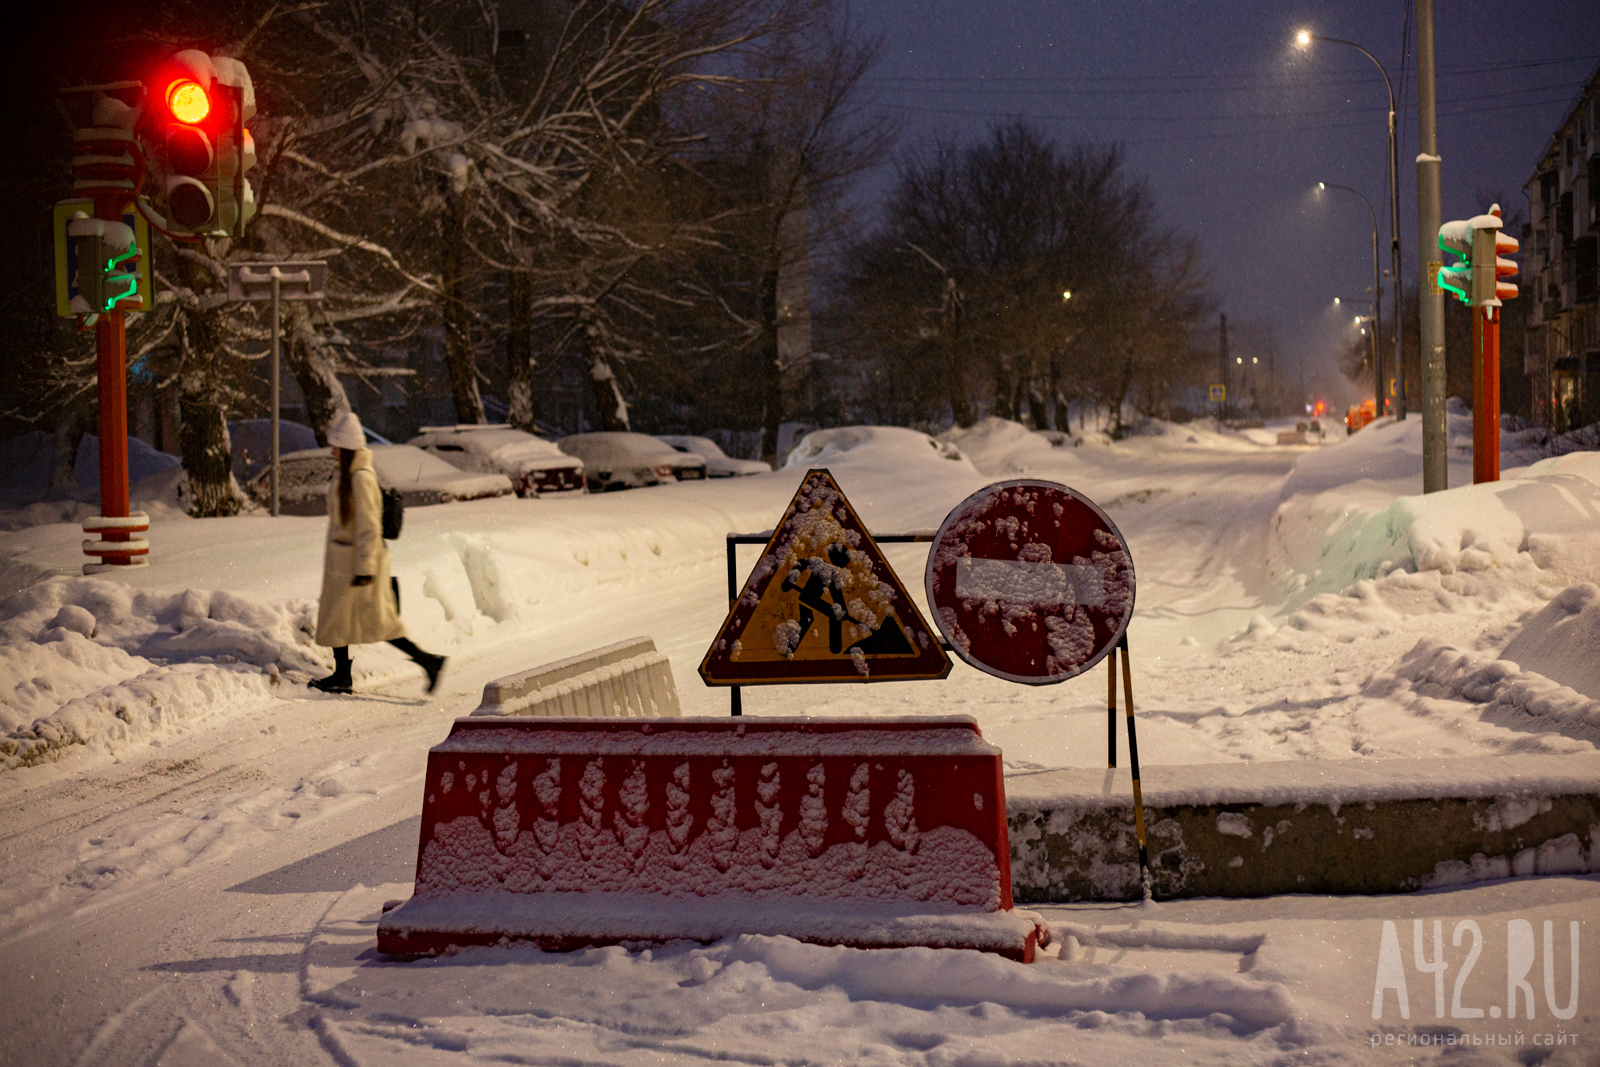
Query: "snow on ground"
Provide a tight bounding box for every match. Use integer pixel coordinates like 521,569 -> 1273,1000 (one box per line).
2,416 -> 1599,1065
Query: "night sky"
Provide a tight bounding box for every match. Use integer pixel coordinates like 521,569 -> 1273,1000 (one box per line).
854,1 -> 1597,403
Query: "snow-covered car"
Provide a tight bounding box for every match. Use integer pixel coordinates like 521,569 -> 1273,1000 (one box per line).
556,432 -> 707,491
256,444 -> 514,515
409,425 -> 584,496
655,435 -> 771,478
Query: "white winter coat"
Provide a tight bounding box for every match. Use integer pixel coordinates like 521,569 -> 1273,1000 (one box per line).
315,448 -> 405,647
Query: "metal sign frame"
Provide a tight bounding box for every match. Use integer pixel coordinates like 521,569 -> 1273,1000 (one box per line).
227,261 -> 328,516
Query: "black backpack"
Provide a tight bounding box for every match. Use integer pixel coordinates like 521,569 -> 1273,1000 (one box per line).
381,485 -> 405,540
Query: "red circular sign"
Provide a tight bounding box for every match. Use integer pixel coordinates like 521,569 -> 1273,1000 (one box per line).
925,479 -> 1135,685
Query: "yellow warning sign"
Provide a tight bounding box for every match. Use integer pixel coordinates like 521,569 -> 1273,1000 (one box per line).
699,470 -> 951,685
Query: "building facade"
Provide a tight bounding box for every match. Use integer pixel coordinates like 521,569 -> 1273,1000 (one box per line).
1524,63 -> 1600,429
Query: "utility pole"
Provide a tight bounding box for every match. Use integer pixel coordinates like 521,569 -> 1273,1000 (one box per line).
1219,314 -> 1230,421
1416,0 -> 1447,490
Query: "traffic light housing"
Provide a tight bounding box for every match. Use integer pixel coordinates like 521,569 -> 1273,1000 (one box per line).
142,50 -> 256,237
1438,205 -> 1518,307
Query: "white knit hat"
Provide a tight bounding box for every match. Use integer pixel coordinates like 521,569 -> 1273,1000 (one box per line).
327,411 -> 365,450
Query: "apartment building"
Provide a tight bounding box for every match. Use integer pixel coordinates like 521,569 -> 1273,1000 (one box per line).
1524,62 -> 1600,429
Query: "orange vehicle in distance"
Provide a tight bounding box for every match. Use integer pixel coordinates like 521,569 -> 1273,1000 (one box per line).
1345,399 -> 1377,435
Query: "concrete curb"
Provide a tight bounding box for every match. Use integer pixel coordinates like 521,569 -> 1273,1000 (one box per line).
1006,755 -> 1600,901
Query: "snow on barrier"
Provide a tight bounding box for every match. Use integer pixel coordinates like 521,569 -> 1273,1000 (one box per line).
1008,754 -> 1600,901
377,715 -> 1050,960
469,636 -> 680,718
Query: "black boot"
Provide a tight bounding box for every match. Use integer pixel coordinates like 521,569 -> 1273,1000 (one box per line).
310,647 -> 353,694
419,651 -> 446,694
390,638 -> 446,694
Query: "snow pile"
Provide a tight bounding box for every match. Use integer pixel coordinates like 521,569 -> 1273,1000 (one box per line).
786,426 -> 975,474
940,417 -> 1063,472
1274,451 -> 1600,602
1501,582 -> 1600,699
1383,585 -> 1600,743
0,577 -> 324,769
1280,404 -> 1477,500
317,884 -> 1300,1067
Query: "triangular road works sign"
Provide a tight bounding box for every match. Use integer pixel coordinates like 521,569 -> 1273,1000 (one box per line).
700,470 -> 952,685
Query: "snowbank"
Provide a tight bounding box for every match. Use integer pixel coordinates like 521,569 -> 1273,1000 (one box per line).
0,577 -> 323,769
786,426 -> 975,475
940,417 -> 1063,472
1380,584 -> 1600,743
1273,451 -> 1600,601
1500,582 -> 1600,701
1279,402 -> 1481,500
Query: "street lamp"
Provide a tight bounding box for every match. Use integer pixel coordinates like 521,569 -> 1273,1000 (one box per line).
1317,182 -> 1385,416
1298,30 -> 1404,419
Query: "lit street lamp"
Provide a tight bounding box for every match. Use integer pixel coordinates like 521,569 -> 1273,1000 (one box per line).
1317,182 -> 1385,415
1298,30 -> 1405,420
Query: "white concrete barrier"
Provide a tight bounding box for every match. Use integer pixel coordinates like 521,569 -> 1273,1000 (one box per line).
470,637 -> 681,718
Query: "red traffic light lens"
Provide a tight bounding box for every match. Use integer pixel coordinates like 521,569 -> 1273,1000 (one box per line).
167,79 -> 210,124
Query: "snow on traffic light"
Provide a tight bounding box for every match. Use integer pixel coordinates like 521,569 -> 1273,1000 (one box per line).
141,50 -> 256,238
1437,205 -> 1518,307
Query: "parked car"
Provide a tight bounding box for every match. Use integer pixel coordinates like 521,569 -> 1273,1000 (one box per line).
556,432 -> 707,491
254,444 -> 514,515
655,435 -> 770,478
409,425 -> 584,496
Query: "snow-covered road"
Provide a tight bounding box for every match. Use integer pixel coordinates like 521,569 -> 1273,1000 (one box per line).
2,416 -> 1599,1065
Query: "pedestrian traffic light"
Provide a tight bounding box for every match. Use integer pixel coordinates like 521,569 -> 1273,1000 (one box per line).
1437,205 -> 1517,306
141,50 -> 256,237
66,214 -> 141,315
1437,223 -> 1472,304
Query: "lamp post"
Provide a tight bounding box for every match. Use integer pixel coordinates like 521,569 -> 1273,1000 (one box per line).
1298,31 -> 1405,420
1318,182 -> 1385,415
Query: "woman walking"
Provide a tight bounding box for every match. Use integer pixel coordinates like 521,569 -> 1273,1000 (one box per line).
310,412 -> 446,694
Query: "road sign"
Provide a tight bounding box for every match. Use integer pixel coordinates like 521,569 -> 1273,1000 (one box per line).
925,479 -> 1135,685
227,261 -> 327,301
54,200 -> 151,316
1209,384 -> 1226,403
699,469 -> 951,685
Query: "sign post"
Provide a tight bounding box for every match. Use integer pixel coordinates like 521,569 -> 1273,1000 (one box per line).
227,262 -> 327,515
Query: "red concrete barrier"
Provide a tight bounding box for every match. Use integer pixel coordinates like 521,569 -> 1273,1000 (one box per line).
377,716 -> 1049,961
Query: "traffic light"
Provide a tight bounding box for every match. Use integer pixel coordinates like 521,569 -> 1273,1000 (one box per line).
142,50 -> 256,237
1437,205 -> 1518,306
1437,221 -> 1472,304
66,213 -> 141,315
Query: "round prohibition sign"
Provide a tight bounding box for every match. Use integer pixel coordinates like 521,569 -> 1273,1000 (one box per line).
924,479 -> 1136,685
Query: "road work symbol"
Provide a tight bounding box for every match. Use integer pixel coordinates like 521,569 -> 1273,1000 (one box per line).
925,479 -> 1135,684
699,469 -> 951,685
